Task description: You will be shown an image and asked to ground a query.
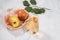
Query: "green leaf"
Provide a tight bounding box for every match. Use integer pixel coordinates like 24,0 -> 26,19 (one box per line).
30,0 -> 37,5
23,1 -> 30,6
31,8 -> 45,14
25,6 -> 32,12
39,8 -> 45,13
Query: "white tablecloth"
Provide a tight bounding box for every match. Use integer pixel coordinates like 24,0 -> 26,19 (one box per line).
0,0 -> 60,40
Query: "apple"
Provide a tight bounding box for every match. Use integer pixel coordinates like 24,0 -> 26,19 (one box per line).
9,16 -> 21,28
16,9 -> 29,21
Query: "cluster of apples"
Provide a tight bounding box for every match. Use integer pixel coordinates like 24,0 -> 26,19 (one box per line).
4,9 -> 29,29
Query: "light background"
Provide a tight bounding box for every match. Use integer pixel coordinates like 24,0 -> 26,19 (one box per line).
0,0 -> 60,40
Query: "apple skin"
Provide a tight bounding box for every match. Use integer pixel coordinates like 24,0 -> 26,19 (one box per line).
16,9 -> 29,21
9,16 -> 21,28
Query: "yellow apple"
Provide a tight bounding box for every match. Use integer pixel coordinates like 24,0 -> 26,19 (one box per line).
9,16 -> 20,28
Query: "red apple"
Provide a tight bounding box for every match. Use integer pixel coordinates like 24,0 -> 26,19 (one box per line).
16,9 -> 29,21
